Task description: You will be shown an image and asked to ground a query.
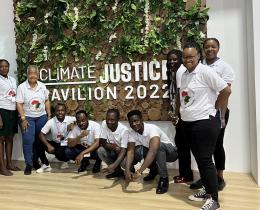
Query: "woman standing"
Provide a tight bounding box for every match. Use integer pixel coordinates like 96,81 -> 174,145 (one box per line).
177,42 -> 231,210
16,65 -> 51,175
166,50 -> 193,183
0,59 -> 20,176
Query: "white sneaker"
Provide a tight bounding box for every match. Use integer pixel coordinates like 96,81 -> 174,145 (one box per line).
60,162 -> 69,169
200,197 -> 220,210
36,164 -> 52,173
188,187 -> 207,201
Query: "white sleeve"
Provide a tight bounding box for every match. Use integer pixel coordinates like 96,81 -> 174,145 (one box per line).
41,119 -> 52,134
93,123 -> 101,139
128,131 -> 137,143
204,68 -> 227,92
176,65 -> 186,88
148,125 -> 161,139
120,130 -> 129,148
221,63 -> 235,84
15,85 -> 24,103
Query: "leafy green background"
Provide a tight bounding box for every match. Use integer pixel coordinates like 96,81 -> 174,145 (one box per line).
14,0 -> 209,119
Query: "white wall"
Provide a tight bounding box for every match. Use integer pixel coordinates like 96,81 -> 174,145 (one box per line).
0,0 -> 258,176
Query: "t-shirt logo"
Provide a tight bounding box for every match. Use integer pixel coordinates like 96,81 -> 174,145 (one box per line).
181,89 -> 195,108
29,98 -> 43,112
7,89 -> 16,97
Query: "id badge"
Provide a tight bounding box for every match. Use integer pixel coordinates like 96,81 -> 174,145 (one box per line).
60,140 -> 68,146
83,153 -> 90,157
11,97 -> 16,103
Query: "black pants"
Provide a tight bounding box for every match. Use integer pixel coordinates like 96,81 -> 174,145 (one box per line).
34,139 -> 69,165
214,109 -> 229,171
175,119 -> 193,180
182,116 -> 220,201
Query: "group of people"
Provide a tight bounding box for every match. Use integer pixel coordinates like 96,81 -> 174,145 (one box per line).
0,37 -> 234,210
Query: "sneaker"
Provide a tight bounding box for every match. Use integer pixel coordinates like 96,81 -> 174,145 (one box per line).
36,164 -> 52,173
200,197 -> 220,210
60,162 -> 69,169
190,178 -> 203,189
218,177 -> 226,191
156,177 -> 169,194
24,165 -> 32,175
188,187 -> 207,201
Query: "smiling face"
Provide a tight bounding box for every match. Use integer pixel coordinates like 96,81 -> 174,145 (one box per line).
182,47 -> 200,72
106,112 -> 118,132
167,53 -> 181,72
203,39 -> 219,63
55,105 -> 66,122
128,114 -> 144,134
0,60 -> 10,78
27,67 -> 39,84
76,113 -> 89,130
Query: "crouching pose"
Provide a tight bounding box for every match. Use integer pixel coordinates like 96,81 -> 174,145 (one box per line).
125,110 -> 178,194
37,103 -> 75,172
98,108 -> 128,179
66,110 -> 102,173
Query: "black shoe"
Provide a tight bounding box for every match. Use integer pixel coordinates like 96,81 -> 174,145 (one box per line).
143,171 -> 158,181
156,177 -> 169,194
33,162 -> 41,170
78,159 -> 90,173
92,160 -> 101,173
218,177 -> 226,191
24,165 -> 32,175
190,179 -> 203,189
105,169 -> 124,179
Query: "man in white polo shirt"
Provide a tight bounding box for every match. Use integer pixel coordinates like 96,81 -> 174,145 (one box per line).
125,110 -> 178,194
37,103 -> 75,172
98,108 -> 128,179
65,110 -> 102,173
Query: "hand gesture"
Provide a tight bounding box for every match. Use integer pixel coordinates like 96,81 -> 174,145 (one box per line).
124,170 -> 133,183
21,120 -> 29,132
102,164 -> 116,174
75,153 -> 84,165
79,130 -> 89,138
67,123 -> 75,132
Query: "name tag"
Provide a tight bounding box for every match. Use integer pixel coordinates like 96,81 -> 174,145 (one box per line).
60,140 -> 68,146
83,153 -> 90,157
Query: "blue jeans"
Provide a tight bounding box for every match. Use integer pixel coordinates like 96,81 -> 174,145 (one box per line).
20,115 -> 48,166
64,144 -> 100,161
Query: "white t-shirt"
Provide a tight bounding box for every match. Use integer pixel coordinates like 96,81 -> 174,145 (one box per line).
128,123 -> 174,148
41,116 -> 76,143
178,63 -> 227,122
100,120 -> 129,148
0,75 -> 17,110
16,80 -> 49,117
68,120 -> 101,146
202,58 -> 235,84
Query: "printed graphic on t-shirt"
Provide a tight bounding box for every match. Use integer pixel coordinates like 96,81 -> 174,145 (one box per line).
181,88 -> 195,108
7,89 -> 16,97
29,98 -> 43,112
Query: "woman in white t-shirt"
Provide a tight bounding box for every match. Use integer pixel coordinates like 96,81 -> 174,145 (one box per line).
178,42 -> 231,210
16,65 -> 51,175
0,59 -> 20,176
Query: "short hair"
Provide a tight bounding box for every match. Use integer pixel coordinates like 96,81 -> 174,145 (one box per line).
127,110 -> 142,120
27,65 -> 39,75
0,59 -> 10,66
183,42 -> 201,53
55,103 -> 67,111
76,110 -> 88,118
107,108 -> 120,120
203,38 -> 220,49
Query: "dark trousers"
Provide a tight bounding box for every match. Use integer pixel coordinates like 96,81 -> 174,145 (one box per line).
182,116 -> 220,201
34,139 -> 69,164
133,143 -> 178,178
214,109 -> 229,171
175,119 -> 193,180
64,144 -> 101,163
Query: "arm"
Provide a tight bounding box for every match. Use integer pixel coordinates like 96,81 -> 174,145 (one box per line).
219,83 -> 231,128
75,139 -> 100,165
16,102 -> 28,131
137,137 -> 160,174
45,99 -> 51,119
107,148 -> 126,172
39,132 -> 55,153
67,130 -> 89,147
125,142 -> 135,182
215,86 -> 231,110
